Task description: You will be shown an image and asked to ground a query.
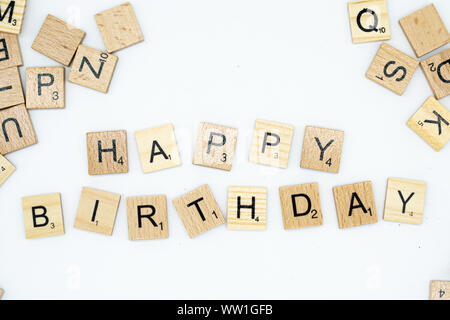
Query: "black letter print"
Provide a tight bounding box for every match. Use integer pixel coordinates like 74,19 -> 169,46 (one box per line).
137,205 -> 158,228
237,196 -> 256,219
91,200 -> 100,223
384,61 -> 406,82
437,59 -> 450,84
150,140 -> 169,163
79,57 -> 104,79
348,192 -> 369,217
0,38 -> 9,62
187,198 -> 206,221
207,132 -> 226,154
32,206 -> 49,228
291,194 -> 312,217
37,73 -> 55,96
0,84 -> 12,92
397,191 -> 414,214
314,137 -> 334,161
424,111 -> 449,135
97,139 -> 117,163
0,1 -> 15,24
356,8 -> 379,33
2,117 -> 22,142
262,132 -> 280,153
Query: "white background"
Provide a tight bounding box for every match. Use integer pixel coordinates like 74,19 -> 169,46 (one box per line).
0,0 -> 449,300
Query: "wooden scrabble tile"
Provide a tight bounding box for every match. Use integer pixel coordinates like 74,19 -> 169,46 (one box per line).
430,281 -> 450,300
172,184 -> 225,238
127,195 -> 168,240
366,43 -> 419,95
0,66 -> 24,109
135,124 -> 181,174
95,2 -> 144,53
32,14 -> 85,66
0,288 -> 3,299
333,181 -> 378,229
249,119 -> 294,169
279,183 -> 323,230
68,45 -> 118,93
348,0 -> 391,44
86,130 -> 128,175
300,126 -> 344,173
0,0 -> 26,34
22,193 -> 64,239
0,153 -> 14,186
0,104 -> 37,154
420,48 -> 450,100
227,186 -> 267,230
383,178 -> 426,225
0,32 -> 22,70
407,97 -> 450,152
74,187 -> 121,236
26,67 -> 65,109
399,4 -> 450,58
193,122 -> 238,171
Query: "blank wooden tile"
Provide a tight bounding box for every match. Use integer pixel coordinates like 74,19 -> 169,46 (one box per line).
0,104 -> 37,155
173,184 -> 225,238
74,187 -> 121,236
127,195 -> 168,240
193,122 -> 238,171
348,0 -> 391,44
0,153 -> 14,186
22,193 -> 64,239
68,45 -> 118,93
399,4 -> 450,58
407,97 -> 450,152
249,119 -> 294,169
0,32 -> 22,70
135,124 -> 181,174
86,130 -> 128,175
279,183 -> 323,230
420,48 -> 450,100
95,2 -> 144,53
32,14 -> 85,66
0,0 -> 26,34
0,66 -> 24,109
26,67 -> 65,109
333,181 -> 378,229
227,186 -> 267,230
300,126 -> 344,173
430,281 -> 450,300
383,178 -> 426,225
366,43 -> 419,95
